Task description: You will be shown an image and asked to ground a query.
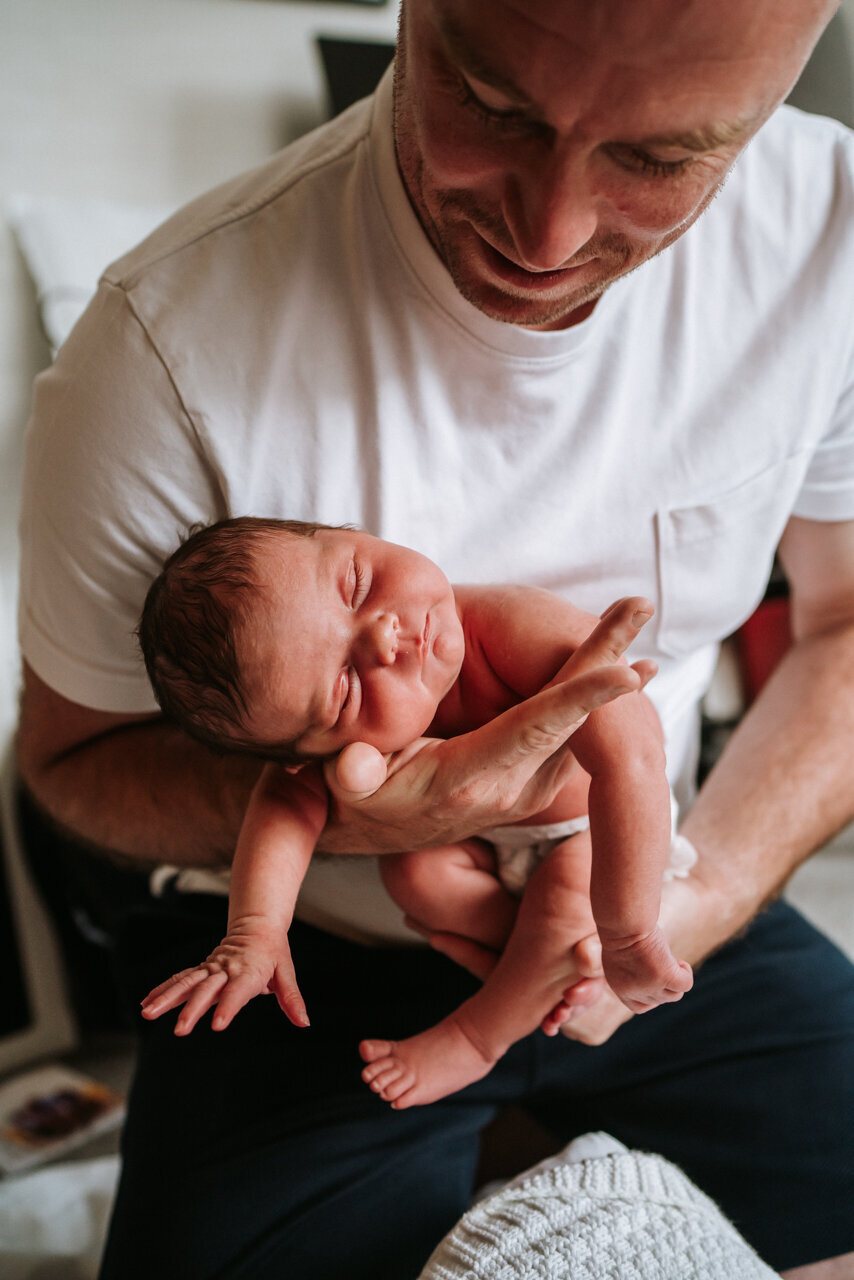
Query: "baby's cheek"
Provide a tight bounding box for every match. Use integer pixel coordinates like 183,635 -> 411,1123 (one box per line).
367,688 -> 437,752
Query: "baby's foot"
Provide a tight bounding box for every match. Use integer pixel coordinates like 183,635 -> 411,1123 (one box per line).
601,924 -> 693,1014
540,931 -> 605,1035
360,1013 -> 497,1109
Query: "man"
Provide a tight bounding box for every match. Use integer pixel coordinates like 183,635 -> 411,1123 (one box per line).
16,1 -> 854,1276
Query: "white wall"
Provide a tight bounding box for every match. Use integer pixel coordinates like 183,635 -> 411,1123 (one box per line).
789,0 -> 854,125
1,0 -> 399,205
0,0 -> 400,736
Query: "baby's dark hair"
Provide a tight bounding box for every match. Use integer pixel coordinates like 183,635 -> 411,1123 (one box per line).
137,515 -> 341,762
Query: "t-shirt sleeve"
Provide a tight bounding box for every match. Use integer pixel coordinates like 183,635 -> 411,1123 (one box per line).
792,343 -> 854,521
789,124 -> 854,523
18,280 -> 225,713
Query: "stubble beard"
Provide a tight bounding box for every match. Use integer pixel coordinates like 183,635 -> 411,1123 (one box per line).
392,33 -> 726,330
431,187 -> 637,328
394,112 -> 637,329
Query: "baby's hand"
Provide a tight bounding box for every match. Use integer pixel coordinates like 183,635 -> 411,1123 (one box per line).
140,923 -> 309,1035
600,924 -> 693,1014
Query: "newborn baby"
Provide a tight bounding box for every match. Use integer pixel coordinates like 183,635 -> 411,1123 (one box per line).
139,517 -> 692,1108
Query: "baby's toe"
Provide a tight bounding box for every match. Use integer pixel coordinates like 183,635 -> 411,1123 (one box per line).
361,1056 -> 396,1084
366,1063 -> 403,1094
386,1072 -> 418,1106
359,1038 -> 394,1065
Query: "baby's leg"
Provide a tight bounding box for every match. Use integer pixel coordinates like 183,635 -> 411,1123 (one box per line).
380,840 -> 518,951
362,834 -> 600,1108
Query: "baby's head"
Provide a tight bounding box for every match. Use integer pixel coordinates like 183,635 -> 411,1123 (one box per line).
138,516 -> 465,763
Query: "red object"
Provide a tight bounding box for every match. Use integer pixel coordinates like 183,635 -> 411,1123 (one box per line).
736,596 -> 792,703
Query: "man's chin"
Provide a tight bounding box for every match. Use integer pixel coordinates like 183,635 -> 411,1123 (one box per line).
451,268 -> 608,330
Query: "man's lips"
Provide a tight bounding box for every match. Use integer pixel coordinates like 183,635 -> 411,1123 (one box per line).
476,233 -> 595,289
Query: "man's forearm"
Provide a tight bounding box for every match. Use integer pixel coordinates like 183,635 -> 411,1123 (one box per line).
20,716 -> 262,869
559,618 -> 854,1049
678,620 -> 854,961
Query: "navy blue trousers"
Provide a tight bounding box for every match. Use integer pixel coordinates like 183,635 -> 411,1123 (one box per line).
99,895 -> 854,1279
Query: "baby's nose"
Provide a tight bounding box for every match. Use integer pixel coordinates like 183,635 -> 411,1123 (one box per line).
366,613 -> 398,665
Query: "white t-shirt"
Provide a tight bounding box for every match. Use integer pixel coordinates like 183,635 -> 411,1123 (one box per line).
19,70 -> 854,941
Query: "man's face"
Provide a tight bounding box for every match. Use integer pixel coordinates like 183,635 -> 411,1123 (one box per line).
239,529 -> 465,757
394,0 -> 831,330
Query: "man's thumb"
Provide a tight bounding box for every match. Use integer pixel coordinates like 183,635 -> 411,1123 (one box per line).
330,742 -> 389,798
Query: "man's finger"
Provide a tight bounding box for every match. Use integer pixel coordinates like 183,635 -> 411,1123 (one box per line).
319,607 -> 651,852
548,597 -> 654,686
466,663 -> 641,772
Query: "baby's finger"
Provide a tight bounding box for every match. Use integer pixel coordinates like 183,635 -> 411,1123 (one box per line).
208,973 -> 267,1031
141,966 -> 209,1010
140,984 -> 197,1020
174,971 -> 229,1036
268,966 -> 310,1028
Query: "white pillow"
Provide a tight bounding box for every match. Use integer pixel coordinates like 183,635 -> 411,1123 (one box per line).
6,193 -> 173,355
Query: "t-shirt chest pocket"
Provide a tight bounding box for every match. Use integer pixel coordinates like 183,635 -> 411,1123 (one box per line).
653,453 -> 809,658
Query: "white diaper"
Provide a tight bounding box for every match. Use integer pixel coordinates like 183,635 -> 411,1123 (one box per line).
478,817 -> 592,897
479,795 -> 697,898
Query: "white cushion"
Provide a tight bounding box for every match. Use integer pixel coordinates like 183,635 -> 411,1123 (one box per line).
6,193 -> 172,355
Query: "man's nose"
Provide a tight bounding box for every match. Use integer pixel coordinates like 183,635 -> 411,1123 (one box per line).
503,148 -> 598,272
360,613 -> 398,666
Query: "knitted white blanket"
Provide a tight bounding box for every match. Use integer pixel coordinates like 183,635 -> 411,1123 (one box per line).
419,1134 -> 778,1280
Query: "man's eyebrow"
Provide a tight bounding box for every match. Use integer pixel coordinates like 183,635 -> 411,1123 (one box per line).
437,14 -> 535,107
633,116 -> 760,154
437,15 -> 758,153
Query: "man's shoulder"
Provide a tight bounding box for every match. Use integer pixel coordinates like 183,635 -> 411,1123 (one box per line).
680,104 -> 854,286
732,104 -> 854,200
103,98 -> 375,292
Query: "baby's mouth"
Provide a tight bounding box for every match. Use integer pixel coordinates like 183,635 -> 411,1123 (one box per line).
419,613 -> 434,667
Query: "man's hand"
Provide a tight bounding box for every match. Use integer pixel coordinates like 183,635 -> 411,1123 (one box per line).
320,598 -> 656,854
424,872 -> 716,1047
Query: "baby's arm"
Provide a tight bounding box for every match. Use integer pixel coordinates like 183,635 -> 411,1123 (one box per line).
457,587 -> 690,1012
141,761 -> 328,1034
569,696 -> 692,1011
